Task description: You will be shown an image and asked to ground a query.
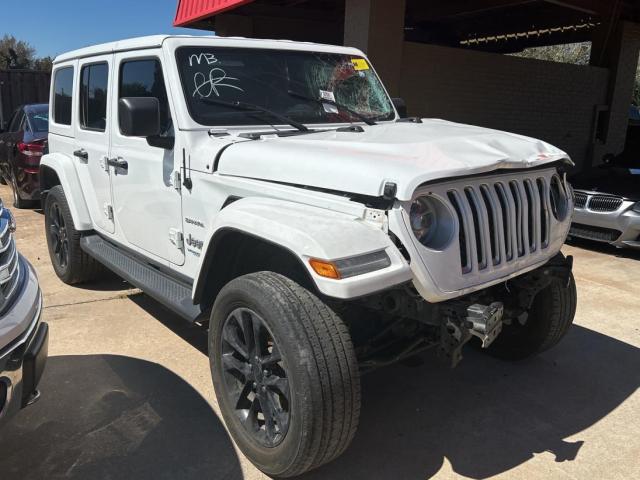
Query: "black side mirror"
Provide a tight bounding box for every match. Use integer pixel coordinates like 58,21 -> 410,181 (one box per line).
119,97 -> 161,137
392,97 -> 408,118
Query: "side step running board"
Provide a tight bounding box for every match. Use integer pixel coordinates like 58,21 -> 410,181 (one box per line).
81,235 -> 203,322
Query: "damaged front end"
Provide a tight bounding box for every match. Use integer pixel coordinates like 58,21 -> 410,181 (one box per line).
341,254 -> 574,372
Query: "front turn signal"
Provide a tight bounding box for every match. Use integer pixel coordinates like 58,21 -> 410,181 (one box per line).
309,259 -> 341,279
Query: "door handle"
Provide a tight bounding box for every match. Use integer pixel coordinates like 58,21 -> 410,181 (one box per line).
107,157 -> 128,172
73,149 -> 89,161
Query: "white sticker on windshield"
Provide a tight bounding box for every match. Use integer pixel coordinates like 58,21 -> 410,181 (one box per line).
320,90 -> 336,102
323,103 -> 339,114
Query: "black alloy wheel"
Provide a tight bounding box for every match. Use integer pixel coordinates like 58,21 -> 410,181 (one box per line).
220,307 -> 291,447
48,200 -> 69,270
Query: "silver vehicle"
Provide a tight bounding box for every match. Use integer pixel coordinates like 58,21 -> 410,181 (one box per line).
570,109 -> 640,249
0,201 -> 47,426
571,188 -> 640,248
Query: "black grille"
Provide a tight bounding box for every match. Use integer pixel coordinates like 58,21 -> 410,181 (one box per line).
588,195 -> 623,212
574,191 -> 588,209
570,223 -> 622,242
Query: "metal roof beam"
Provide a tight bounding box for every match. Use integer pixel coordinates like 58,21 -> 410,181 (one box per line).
406,0 -> 538,22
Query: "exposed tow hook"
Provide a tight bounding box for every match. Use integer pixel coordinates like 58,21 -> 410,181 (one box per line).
466,302 -> 504,348
439,301 -> 505,367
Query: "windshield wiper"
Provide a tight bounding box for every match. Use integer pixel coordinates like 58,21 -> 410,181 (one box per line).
287,90 -> 377,126
196,97 -> 309,132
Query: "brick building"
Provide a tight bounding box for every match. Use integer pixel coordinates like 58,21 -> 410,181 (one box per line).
174,0 -> 640,172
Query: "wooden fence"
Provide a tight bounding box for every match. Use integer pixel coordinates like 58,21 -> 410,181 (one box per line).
0,69 -> 51,129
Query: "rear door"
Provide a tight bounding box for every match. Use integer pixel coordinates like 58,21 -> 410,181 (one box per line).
109,51 -> 184,265
74,56 -> 115,234
0,109 -> 24,179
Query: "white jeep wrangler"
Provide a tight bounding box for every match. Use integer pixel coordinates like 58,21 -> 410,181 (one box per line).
41,35 -> 577,477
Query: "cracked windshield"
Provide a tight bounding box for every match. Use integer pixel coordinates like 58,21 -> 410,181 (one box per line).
176,47 -> 395,126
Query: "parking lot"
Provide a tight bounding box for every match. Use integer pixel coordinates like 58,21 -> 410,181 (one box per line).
0,182 -> 638,480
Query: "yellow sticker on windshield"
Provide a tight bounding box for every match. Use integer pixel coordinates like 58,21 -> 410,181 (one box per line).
352,58 -> 370,71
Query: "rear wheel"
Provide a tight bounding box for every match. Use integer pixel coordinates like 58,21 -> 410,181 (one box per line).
44,185 -> 102,284
11,175 -> 29,209
209,272 -> 360,477
485,273 -> 577,360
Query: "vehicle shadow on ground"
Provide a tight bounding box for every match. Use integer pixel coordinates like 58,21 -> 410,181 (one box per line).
567,237 -> 640,261
302,324 -> 640,479
125,294 -> 640,480
72,271 -> 138,293
0,355 -> 242,480
130,294 -> 209,354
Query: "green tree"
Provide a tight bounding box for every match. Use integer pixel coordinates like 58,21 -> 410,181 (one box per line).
0,34 -> 36,69
511,42 -> 591,65
33,56 -> 53,72
513,42 -> 639,106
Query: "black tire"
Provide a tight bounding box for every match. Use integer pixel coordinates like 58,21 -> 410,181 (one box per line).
44,185 -> 103,284
11,175 -> 30,209
209,272 -> 360,477
484,273 -> 577,360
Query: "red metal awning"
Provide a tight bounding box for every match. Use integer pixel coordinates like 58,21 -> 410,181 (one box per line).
174,0 -> 255,27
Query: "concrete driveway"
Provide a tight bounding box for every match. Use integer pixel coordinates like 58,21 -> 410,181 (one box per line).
0,184 -> 638,480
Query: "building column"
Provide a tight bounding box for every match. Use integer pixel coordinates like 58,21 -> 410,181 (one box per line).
590,21 -> 640,163
344,0 -> 406,96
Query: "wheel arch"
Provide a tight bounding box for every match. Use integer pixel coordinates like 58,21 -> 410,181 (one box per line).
193,227 -> 317,311
40,153 -> 92,230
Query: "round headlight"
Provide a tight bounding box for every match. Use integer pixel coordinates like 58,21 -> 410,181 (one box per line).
409,195 -> 454,249
410,197 -> 436,243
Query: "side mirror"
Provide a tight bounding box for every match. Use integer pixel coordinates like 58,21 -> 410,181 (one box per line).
118,97 -> 161,137
392,97 -> 408,119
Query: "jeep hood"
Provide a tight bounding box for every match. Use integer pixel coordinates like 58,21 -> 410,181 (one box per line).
217,119 -> 570,201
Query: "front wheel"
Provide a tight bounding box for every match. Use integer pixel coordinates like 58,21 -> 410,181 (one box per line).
209,272 -> 360,477
485,273 -> 577,360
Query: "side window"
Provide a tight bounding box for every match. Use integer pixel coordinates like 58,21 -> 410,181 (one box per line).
119,59 -> 171,134
53,67 -> 74,125
80,63 -> 109,131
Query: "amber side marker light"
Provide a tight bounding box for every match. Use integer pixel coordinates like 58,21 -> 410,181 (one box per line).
309,259 -> 341,279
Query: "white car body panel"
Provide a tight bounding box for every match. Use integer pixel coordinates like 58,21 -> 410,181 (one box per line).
39,152 -> 93,231
216,119 -> 569,201
191,196 -> 412,299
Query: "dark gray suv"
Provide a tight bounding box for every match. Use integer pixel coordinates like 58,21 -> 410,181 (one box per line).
0,201 -> 47,425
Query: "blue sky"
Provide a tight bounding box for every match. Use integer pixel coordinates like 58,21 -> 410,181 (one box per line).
0,0 -> 206,58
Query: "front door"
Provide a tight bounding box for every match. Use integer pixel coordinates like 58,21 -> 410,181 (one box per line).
74,55 -> 115,233
109,51 -> 184,265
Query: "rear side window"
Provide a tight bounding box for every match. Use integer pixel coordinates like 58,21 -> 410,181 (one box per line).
26,108 -> 49,133
119,59 -> 171,134
53,67 -> 74,125
80,63 -> 109,131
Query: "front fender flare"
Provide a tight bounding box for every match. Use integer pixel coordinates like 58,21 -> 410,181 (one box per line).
40,153 -> 92,230
193,197 -> 411,301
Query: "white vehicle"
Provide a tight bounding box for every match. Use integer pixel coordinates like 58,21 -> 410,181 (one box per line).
41,35 -> 577,477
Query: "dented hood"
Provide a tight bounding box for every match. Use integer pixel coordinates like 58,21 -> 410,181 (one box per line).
217,119 -> 570,201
